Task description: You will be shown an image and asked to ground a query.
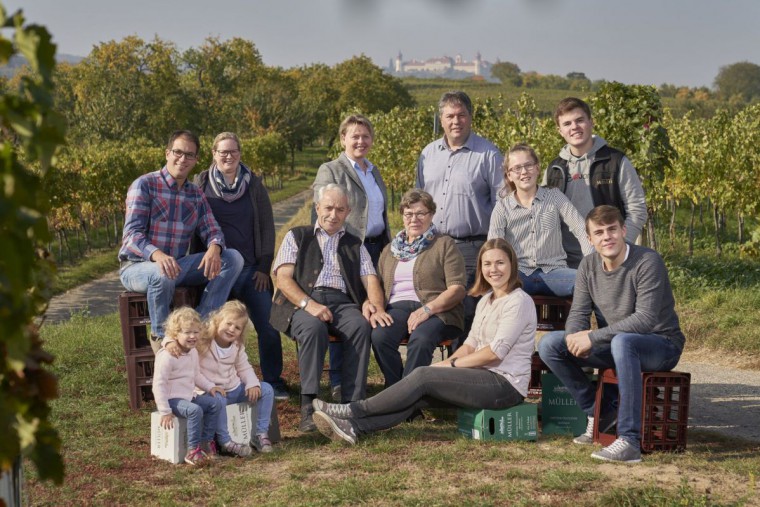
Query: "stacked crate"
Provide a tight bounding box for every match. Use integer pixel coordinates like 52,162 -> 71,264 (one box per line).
528,296 -> 572,398
593,369 -> 691,452
119,288 -> 199,410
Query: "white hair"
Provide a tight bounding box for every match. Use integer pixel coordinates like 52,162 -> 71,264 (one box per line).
317,183 -> 348,202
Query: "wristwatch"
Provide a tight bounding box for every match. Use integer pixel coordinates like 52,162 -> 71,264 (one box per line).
450,357 -> 458,368
299,296 -> 311,309
422,305 -> 432,315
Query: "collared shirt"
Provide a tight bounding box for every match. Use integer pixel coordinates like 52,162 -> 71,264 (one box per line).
416,132 -> 503,238
273,224 -> 376,293
119,167 -> 224,262
346,155 -> 385,238
488,186 -> 593,275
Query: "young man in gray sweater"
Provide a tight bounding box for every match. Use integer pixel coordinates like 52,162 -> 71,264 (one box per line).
538,205 -> 685,463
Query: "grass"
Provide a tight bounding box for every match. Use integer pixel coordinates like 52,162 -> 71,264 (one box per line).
25,313 -> 760,505
52,247 -> 120,295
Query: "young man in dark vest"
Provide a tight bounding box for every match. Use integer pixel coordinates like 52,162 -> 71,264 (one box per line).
543,97 -> 647,268
270,184 -> 390,432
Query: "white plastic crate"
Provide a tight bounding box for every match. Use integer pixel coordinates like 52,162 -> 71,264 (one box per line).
150,412 -> 188,464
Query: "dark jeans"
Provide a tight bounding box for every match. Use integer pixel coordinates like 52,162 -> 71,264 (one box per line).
290,288 -> 371,402
371,300 -> 462,387
349,366 -> 523,434
230,264 -> 285,388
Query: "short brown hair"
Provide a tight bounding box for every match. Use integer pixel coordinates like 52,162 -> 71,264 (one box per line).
398,188 -> 436,215
554,97 -> 592,126
438,91 -> 473,117
585,205 -> 625,233
167,130 -> 200,155
501,143 -> 540,196
469,238 -> 522,297
339,114 -> 375,140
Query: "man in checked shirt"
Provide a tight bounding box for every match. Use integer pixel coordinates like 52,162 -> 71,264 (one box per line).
118,130 -> 243,352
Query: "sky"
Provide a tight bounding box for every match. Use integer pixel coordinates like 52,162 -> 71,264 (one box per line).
6,0 -> 760,89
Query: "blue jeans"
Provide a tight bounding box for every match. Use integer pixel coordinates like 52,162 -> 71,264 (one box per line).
230,265 -> 285,388
200,382 -> 275,443
371,300 -> 462,387
120,249 -> 244,338
538,331 -> 682,444
519,268 -> 577,297
168,396 -> 223,448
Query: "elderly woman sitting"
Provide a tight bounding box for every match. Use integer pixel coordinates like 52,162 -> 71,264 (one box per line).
369,189 -> 466,387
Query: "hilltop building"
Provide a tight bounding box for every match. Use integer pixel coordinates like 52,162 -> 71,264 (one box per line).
390,52 -> 493,79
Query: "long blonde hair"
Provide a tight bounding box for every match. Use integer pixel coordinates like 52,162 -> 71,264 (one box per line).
197,300 -> 252,357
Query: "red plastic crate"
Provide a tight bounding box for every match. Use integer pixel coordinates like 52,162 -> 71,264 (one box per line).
593,369 -> 690,453
126,350 -> 156,411
118,288 -> 200,354
531,295 -> 572,331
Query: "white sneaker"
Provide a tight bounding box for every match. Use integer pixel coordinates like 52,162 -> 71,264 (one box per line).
573,416 -> 595,445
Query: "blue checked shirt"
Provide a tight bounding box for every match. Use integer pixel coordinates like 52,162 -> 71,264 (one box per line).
118,167 -> 224,263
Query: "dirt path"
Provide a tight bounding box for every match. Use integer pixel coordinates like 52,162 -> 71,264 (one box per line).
41,187 -> 760,444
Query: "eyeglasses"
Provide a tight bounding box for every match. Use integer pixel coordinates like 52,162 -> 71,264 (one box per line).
170,149 -> 197,161
402,211 -> 431,221
215,149 -> 240,158
508,162 -> 537,175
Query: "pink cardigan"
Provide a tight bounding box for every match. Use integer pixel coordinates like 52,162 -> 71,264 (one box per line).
152,348 -> 215,416
197,341 -> 261,393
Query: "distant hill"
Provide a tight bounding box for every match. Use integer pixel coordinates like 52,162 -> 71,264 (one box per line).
0,53 -> 83,78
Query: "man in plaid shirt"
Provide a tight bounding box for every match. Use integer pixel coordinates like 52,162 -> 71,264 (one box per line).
119,130 -> 243,350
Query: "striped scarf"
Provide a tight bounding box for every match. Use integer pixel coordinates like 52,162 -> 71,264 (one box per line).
208,163 -> 251,203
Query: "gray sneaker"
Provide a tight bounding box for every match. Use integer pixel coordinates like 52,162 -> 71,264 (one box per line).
313,398 -> 353,419
222,439 -> 252,458
331,385 -> 342,402
573,416 -> 595,445
313,411 -> 357,445
251,433 -> 273,453
591,438 -> 642,463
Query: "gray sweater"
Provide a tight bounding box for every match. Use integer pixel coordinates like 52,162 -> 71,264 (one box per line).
566,243 -> 685,351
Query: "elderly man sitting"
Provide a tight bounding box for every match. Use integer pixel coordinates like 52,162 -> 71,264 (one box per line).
270,183 -> 389,432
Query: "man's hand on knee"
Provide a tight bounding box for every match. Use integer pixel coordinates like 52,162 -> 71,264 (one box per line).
566,331 -> 592,358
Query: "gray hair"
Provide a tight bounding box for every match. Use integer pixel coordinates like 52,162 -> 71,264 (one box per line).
317,183 -> 348,202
